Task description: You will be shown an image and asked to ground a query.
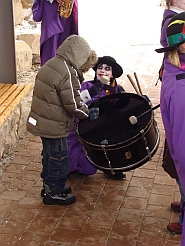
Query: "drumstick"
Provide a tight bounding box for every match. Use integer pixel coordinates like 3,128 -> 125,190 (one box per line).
127,74 -> 141,95
129,104 -> 160,125
134,72 -> 143,95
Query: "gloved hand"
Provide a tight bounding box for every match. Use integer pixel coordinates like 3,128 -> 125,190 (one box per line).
88,85 -> 100,98
89,107 -> 99,120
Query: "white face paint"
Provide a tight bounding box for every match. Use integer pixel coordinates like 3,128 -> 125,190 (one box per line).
96,63 -> 113,82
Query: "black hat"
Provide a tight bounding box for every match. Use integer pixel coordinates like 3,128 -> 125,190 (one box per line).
155,12 -> 185,53
93,56 -> 123,78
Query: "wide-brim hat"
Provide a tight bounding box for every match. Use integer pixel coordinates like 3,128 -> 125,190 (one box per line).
93,56 -> 123,78
155,11 -> 185,53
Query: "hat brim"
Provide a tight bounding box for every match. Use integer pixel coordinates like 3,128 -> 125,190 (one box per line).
93,57 -> 123,78
155,41 -> 185,53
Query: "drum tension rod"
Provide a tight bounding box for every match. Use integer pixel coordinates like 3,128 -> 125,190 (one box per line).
101,145 -> 115,175
140,129 -> 152,160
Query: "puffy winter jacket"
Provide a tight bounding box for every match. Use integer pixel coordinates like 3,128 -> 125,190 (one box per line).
27,35 -> 90,138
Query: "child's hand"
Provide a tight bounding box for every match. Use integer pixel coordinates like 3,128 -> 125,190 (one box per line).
89,107 -> 99,120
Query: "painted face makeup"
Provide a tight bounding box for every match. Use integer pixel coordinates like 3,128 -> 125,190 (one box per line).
96,63 -> 113,82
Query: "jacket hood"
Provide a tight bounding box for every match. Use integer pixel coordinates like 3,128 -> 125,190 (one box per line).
56,35 -> 92,72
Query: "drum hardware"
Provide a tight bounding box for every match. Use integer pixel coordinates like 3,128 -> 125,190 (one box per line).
102,145 -> 115,175
140,129 -> 152,160
129,104 -> 160,125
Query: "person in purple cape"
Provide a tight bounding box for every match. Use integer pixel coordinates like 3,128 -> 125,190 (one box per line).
156,11 -> 185,244
67,56 -> 127,180
158,0 -> 185,235
32,0 -> 78,66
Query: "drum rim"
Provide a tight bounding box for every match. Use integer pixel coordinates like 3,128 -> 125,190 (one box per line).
76,115 -> 154,148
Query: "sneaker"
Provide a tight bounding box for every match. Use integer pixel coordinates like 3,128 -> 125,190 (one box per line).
167,222 -> 182,234
43,192 -> 76,205
171,201 -> 181,212
41,184 -> 71,197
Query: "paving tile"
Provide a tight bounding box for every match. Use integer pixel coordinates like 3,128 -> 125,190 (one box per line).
136,230 -> 167,246
50,228 -> 82,244
121,196 -> 148,210
15,148 -> 40,157
3,163 -> 26,173
76,224 -> 111,245
151,183 -> 175,196
112,221 -> 141,245
27,216 -> 59,233
148,193 -> 173,207
129,176 -> 154,188
8,208 -> 38,222
8,179 -> 36,191
145,204 -> 171,219
16,231 -> 51,246
140,216 -> 169,233
58,214 -> 88,230
1,171 -> 19,183
8,155 -> 33,165
154,174 -> 176,186
0,189 -> 27,201
133,168 -> 156,179
24,141 -> 42,150
116,207 -> 145,223
66,201 -> 95,217
107,233 -> 137,246
89,210 -> 118,227
0,234 -> 18,246
18,196 -> 43,209
0,220 -> 29,237
126,186 -> 152,199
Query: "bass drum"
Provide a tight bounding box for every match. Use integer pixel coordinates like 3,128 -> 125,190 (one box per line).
76,93 -> 160,172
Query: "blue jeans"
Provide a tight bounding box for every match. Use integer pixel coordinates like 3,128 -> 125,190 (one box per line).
40,137 -> 69,194
176,179 -> 185,225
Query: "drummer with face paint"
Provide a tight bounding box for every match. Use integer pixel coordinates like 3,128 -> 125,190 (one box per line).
67,56 -> 126,180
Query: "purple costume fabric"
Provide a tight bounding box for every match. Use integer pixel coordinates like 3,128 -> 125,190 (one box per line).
32,0 -> 78,66
160,7 -> 185,237
161,54 -> 185,245
67,80 -> 121,175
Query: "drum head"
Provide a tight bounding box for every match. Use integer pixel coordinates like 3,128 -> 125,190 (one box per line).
77,93 -> 151,146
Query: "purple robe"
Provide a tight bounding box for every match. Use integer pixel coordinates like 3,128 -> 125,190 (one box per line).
67,79 -> 121,175
32,0 -> 78,66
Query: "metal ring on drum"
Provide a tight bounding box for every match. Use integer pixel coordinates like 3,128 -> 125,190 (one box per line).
76,93 -> 160,172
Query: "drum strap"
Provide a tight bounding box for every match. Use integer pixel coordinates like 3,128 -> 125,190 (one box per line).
176,73 -> 185,80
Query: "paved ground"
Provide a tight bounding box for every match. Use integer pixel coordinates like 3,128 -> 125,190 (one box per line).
0,2 -> 182,246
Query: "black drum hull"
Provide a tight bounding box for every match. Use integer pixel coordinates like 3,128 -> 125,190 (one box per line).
76,93 -> 160,172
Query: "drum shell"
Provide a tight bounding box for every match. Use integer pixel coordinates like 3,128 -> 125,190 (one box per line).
76,93 -> 160,172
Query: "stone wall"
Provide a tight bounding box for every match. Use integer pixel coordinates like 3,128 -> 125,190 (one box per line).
0,89 -> 33,158
14,0 -> 34,26
13,0 -> 40,73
